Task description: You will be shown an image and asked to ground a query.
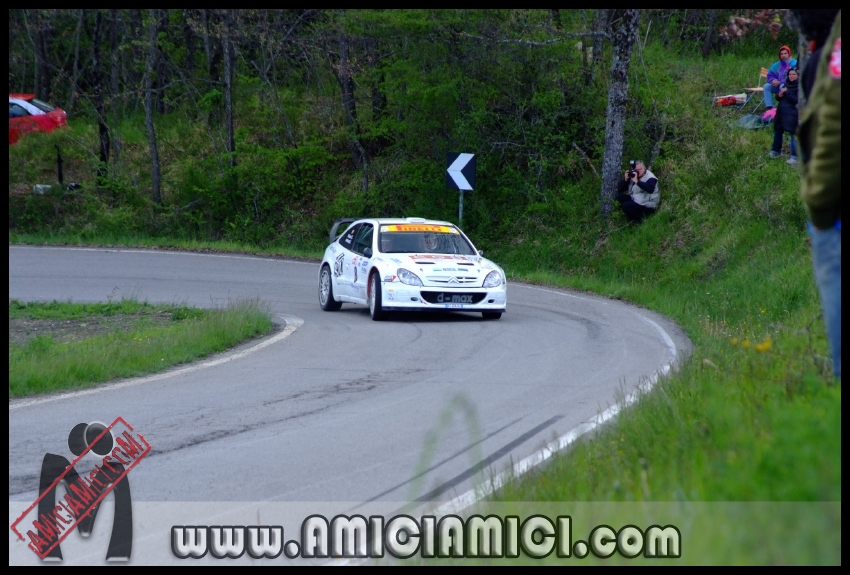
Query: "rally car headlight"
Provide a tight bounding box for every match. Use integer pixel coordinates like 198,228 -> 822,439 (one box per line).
397,268 -> 423,286
483,271 -> 502,288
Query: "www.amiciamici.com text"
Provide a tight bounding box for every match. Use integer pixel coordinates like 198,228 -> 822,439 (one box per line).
172,514 -> 681,560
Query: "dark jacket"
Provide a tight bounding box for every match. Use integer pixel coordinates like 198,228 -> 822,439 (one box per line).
798,10 -> 841,229
774,77 -> 799,133
801,47 -> 822,99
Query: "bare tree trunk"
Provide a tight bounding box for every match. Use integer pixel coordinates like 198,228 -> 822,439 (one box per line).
110,9 -> 121,165
143,9 -> 162,205
129,10 -> 144,114
366,37 -> 386,123
110,9 -> 120,103
579,10 -> 591,85
701,9 -> 717,58
550,9 -> 562,30
155,9 -> 169,115
201,9 -> 223,127
591,9 -> 609,83
201,9 -> 213,72
67,10 -> 84,112
366,35 -> 387,157
223,9 -> 236,170
92,10 -> 111,183
335,35 -> 368,172
35,10 -> 51,100
20,10 -> 39,94
183,10 -> 196,83
600,9 -> 640,219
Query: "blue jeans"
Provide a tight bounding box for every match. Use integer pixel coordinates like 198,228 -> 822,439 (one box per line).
811,224 -> 841,379
772,131 -> 797,158
763,82 -> 780,108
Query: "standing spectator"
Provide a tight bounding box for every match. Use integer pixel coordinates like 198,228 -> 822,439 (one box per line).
763,45 -> 798,110
616,160 -> 660,223
768,67 -> 800,164
792,9 -> 841,99
790,9 -> 841,379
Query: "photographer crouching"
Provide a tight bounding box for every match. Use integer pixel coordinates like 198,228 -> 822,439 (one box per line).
616,160 -> 660,223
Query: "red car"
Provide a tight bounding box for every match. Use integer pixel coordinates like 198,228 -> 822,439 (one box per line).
9,93 -> 68,145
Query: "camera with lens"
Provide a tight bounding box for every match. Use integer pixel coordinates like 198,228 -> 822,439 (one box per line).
628,160 -> 637,179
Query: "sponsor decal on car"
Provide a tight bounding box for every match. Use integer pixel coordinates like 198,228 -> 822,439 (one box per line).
380,224 -> 457,233
408,254 -> 473,261
383,275 -> 396,282
333,253 -> 344,277
436,293 -> 475,304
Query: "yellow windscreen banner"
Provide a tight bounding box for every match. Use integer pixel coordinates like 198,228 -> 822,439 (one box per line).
381,224 -> 456,233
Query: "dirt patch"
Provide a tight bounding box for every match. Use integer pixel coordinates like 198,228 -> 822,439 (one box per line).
9,311 -> 176,347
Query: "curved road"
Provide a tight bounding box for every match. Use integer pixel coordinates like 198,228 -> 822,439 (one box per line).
9,246 -> 691,544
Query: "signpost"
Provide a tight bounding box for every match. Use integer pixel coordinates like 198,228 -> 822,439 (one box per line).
446,152 -> 475,226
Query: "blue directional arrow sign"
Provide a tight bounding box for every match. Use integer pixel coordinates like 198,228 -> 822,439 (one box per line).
446,153 -> 476,191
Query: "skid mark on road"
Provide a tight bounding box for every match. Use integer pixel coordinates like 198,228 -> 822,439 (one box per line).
412,294 -> 682,521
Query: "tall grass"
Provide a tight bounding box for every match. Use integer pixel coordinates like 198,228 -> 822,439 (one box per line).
9,299 -> 274,397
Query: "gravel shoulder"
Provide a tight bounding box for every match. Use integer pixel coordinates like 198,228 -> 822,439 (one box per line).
9,311 -> 177,347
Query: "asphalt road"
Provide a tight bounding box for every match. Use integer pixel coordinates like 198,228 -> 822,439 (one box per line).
9,245 -> 692,511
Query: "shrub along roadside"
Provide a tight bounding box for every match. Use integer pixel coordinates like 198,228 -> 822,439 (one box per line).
9,298 -> 274,398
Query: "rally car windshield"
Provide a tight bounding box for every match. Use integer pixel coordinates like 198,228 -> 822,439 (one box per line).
378,226 -> 476,255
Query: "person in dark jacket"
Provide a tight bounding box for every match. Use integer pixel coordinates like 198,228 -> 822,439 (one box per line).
789,9 -> 841,99
789,9 -> 841,379
768,67 -> 800,164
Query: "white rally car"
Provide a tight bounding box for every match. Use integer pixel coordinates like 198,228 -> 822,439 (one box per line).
318,217 -> 507,320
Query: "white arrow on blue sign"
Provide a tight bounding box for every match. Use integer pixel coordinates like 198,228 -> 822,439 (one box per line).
446,152 -> 476,191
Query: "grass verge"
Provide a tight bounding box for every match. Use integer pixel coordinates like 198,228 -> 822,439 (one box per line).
9,298 -> 274,398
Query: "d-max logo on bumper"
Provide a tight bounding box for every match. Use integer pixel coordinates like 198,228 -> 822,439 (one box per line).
436,293 -> 473,304
422,292 -> 486,305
